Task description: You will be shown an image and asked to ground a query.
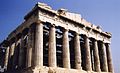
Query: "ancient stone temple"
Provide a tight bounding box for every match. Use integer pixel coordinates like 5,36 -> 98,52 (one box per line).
0,2 -> 114,73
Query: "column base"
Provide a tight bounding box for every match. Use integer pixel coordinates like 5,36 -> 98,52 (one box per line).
4,66 -> 112,73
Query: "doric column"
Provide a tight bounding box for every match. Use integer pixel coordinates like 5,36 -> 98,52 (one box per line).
9,42 -> 15,59
74,32 -> 81,69
31,24 -> 35,66
18,35 -> 24,68
26,27 -> 32,67
12,38 -> 20,69
4,46 -> 10,70
101,42 -> 108,72
48,25 -> 56,67
84,35 -> 92,71
63,29 -> 70,68
8,42 -> 15,70
93,39 -> 101,72
34,21 -> 43,67
106,43 -> 114,72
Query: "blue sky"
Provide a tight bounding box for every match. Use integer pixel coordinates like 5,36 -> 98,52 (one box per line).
0,0 -> 120,73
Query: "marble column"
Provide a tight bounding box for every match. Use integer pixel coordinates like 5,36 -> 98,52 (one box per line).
9,42 -> 15,60
26,27 -> 32,67
8,42 -> 15,70
18,36 -> 24,68
12,39 -> 19,69
63,29 -> 70,68
48,25 -> 56,67
74,32 -> 81,69
34,22 -> 43,67
84,35 -> 92,71
31,24 -> 35,66
106,43 -> 114,72
101,42 -> 108,72
4,46 -> 10,70
93,39 -> 101,72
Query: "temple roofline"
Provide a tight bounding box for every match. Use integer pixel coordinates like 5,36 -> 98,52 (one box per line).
24,2 -> 111,37
2,2 -> 111,43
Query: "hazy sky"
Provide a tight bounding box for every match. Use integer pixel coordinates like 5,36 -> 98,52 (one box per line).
0,0 -> 120,73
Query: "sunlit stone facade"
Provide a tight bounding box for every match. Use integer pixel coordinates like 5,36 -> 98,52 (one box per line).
0,2 -> 114,73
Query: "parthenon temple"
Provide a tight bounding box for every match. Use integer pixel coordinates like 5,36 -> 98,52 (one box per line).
0,2 -> 114,73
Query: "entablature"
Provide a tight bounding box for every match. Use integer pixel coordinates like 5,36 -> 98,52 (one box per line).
6,2 -> 111,44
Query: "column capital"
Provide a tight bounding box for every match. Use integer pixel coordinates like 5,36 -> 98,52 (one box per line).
92,38 -> 98,42
105,43 -> 110,45
75,32 -> 79,36
50,24 -> 56,27
9,37 -> 16,44
35,20 -> 43,24
63,28 -> 69,32
82,34 -> 88,38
